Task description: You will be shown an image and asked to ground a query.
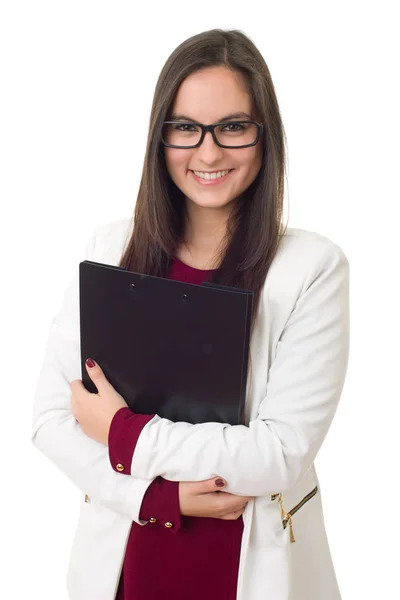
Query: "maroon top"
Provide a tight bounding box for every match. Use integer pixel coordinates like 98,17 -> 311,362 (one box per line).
109,258 -> 244,600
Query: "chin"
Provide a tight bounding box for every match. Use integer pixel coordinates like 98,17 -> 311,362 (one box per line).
186,194 -> 236,210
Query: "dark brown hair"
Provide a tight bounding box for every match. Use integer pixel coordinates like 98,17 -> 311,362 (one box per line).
119,28 -> 288,329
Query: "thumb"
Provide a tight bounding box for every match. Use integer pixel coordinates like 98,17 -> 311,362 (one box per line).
186,477 -> 226,495
202,477 -> 226,492
85,358 -> 111,395
213,477 -> 226,490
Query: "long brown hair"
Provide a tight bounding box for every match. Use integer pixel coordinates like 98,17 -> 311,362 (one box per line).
119,28 -> 288,329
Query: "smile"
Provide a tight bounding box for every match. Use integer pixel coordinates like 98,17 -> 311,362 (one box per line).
190,169 -> 234,185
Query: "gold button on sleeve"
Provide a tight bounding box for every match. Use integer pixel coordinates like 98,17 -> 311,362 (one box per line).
149,517 -> 157,523
84,494 -> 91,503
164,522 -> 173,529
116,463 -> 125,472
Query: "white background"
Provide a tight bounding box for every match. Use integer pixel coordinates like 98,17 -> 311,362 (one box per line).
1,1 -> 399,598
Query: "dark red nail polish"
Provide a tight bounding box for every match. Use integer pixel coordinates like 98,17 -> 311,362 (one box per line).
215,478 -> 225,487
86,358 -> 96,368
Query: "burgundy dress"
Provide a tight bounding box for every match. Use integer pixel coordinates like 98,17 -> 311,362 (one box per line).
109,257 -> 244,600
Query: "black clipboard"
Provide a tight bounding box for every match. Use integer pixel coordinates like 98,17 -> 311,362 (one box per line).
79,260 -> 253,425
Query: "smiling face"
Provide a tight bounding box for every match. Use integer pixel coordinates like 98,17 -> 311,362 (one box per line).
164,66 -> 263,214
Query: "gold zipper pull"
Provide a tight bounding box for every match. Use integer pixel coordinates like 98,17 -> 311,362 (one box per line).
277,493 -> 286,520
277,494 -> 296,543
288,515 -> 296,543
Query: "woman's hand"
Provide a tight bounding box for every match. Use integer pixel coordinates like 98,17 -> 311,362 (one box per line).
179,477 -> 253,520
71,358 -> 128,445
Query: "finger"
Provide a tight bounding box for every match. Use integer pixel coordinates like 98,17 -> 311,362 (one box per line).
182,477 -> 227,496
70,381 -> 84,416
85,358 -> 112,395
220,508 -> 245,520
226,510 -> 243,520
204,477 -> 227,492
219,496 -> 249,515
70,379 -> 85,394
70,386 -> 80,418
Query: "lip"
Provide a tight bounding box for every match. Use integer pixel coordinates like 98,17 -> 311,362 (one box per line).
189,169 -> 233,186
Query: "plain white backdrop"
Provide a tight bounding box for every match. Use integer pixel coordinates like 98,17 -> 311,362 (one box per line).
1,1 -> 399,598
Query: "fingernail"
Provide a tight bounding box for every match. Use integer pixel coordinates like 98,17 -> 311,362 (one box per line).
86,358 -> 96,368
215,478 -> 225,487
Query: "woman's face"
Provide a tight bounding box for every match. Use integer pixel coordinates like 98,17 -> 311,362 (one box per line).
164,66 -> 263,213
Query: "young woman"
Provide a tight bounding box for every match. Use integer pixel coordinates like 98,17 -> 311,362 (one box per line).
32,28 -> 350,600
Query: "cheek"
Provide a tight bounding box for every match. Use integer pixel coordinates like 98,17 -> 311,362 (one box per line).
165,149 -> 191,178
239,148 -> 262,179
251,153 -> 263,177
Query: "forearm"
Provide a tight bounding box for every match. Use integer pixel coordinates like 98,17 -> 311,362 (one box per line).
32,407 -> 154,524
128,245 -> 350,496
129,416 -> 288,496
107,406 -> 182,531
31,221 -> 159,524
31,278 -> 154,524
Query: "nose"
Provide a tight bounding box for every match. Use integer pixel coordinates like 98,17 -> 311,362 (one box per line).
196,129 -> 224,161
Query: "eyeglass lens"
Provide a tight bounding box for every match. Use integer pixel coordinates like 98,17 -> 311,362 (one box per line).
162,121 -> 258,148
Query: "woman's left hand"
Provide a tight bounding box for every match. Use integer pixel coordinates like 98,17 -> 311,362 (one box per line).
71,358 -> 129,445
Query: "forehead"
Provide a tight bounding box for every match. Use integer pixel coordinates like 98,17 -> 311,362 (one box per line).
171,66 -> 254,121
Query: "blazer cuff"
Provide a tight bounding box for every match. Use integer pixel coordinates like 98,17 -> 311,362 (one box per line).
139,476 -> 182,534
108,407 -> 155,475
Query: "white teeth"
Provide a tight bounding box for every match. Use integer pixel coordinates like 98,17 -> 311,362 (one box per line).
193,169 -> 231,180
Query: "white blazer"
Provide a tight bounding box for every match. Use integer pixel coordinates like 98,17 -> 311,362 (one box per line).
31,217 -> 350,600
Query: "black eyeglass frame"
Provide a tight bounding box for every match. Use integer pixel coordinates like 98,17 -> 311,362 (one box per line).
161,120 -> 264,149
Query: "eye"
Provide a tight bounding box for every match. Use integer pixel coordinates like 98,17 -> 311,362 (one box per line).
174,123 -> 200,132
221,122 -> 246,132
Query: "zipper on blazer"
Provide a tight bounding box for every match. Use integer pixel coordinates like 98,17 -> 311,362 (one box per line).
271,486 -> 318,543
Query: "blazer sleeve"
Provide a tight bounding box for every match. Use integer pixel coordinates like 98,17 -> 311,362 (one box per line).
128,242 -> 350,497
107,406 -> 182,532
31,223 -> 156,525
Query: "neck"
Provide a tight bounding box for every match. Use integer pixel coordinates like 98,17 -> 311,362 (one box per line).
178,199 -> 235,270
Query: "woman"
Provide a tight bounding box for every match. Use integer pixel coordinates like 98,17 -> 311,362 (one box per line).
31,28 -> 350,600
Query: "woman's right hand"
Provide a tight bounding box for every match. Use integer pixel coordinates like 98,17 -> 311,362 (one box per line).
179,477 -> 252,520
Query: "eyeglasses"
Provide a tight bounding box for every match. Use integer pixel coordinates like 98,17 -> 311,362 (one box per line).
161,120 -> 264,149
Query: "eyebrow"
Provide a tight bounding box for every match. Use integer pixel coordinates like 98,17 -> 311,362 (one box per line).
170,111 -> 253,122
